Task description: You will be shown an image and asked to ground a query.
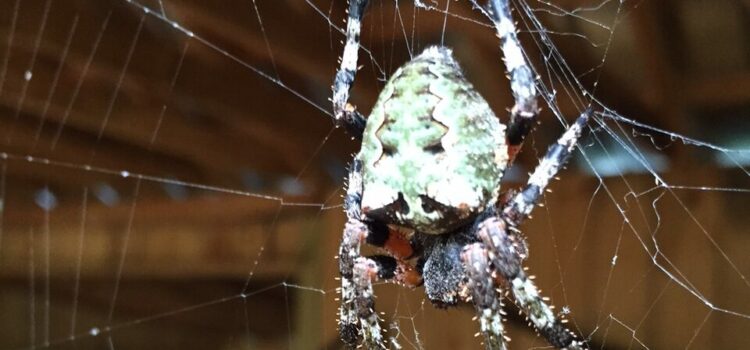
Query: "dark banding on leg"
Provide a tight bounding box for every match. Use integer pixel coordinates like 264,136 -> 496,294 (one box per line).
502,111 -> 590,224
483,0 -> 540,162
332,0 -> 369,138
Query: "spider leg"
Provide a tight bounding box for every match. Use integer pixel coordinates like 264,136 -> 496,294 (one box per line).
332,0 -> 369,138
341,229 -> 419,350
339,221 -> 380,349
502,111 -> 590,224
480,0 -> 539,161
474,111 -> 590,349
462,243 -> 508,350
475,218 -> 586,349
339,159 -> 406,349
339,158 -> 383,348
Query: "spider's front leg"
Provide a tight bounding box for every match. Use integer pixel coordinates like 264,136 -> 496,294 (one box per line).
332,0 -> 369,138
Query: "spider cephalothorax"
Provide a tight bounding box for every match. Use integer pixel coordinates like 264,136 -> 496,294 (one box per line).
332,1 -> 590,349
358,47 -> 507,234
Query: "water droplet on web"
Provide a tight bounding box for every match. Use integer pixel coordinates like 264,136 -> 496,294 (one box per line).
120,171 -> 130,178
89,327 -> 100,336
24,71 -> 32,81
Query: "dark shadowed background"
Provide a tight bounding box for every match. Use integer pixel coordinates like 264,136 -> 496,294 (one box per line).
0,0 -> 749,349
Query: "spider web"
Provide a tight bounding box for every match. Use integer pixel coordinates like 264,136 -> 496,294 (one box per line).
0,0 -> 748,349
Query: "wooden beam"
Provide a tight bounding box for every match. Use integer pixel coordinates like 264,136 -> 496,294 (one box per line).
0,27 -> 338,185
164,1 -> 338,90
0,278 -> 292,349
0,187 -> 324,280
1,186 -> 317,225
0,208 -> 318,280
0,109 -> 203,185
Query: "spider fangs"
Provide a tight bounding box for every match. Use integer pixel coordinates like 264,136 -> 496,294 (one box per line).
332,1 -> 590,349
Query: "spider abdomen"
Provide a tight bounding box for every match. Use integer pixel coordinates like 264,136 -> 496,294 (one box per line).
358,46 -> 508,234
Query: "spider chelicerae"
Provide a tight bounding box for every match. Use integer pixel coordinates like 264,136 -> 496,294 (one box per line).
332,0 -> 590,349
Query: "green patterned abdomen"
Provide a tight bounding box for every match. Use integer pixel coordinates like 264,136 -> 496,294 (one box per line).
357,47 -> 508,234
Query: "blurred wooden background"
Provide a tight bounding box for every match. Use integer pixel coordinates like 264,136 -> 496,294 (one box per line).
0,0 -> 749,349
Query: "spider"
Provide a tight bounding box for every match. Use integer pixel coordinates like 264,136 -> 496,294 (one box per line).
332,0 -> 590,349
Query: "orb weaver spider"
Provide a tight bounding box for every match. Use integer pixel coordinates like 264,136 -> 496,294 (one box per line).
332,1 -> 590,349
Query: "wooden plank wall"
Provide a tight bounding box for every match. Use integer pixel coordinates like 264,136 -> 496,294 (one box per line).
0,169 -> 748,349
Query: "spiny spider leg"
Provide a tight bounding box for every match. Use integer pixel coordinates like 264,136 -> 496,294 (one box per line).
332,0 -> 369,138
463,243 -> 507,350
339,159 -> 407,349
339,226 -> 389,349
340,230 -> 413,349
502,114 -> 590,350
479,0 -> 540,161
339,158 -> 384,349
477,112 -> 590,349
502,111 -> 590,224
481,1 -> 589,344
476,217 -> 586,349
